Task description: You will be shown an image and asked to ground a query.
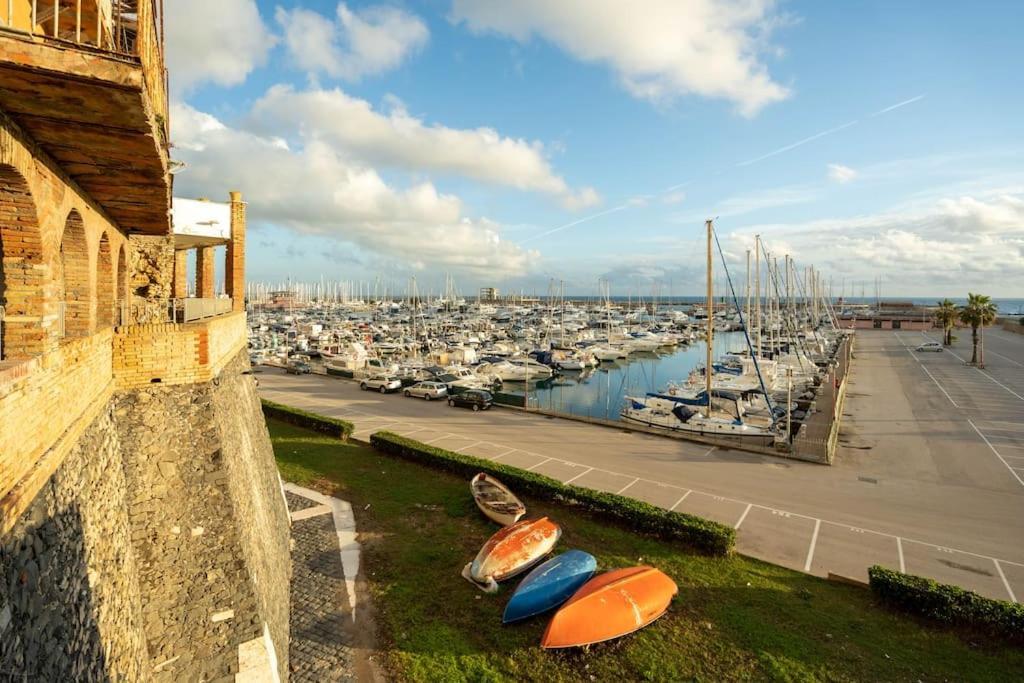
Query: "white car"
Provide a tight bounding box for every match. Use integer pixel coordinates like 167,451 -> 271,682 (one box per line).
915,341 -> 943,352
360,375 -> 403,393
403,381 -> 448,400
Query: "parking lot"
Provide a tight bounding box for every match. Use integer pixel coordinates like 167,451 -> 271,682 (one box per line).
259,329 -> 1024,602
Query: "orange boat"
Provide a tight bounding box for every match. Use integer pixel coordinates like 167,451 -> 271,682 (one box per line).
462,517 -> 561,593
540,566 -> 678,648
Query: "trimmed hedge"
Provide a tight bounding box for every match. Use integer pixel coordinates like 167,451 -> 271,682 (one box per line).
261,399 -> 354,440
868,565 -> 1023,641
370,430 -> 735,556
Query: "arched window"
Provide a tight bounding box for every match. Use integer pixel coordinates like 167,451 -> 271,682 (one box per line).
116,244 -> 129,326
0,164 -> 46,359
96,232 -> 114,327
60,210 -> 91,338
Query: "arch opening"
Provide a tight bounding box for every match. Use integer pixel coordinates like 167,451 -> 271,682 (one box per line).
60,210 -> 91,339
116,244 -> 128,326
96,232 -> 114,327
0,164 -> 46,360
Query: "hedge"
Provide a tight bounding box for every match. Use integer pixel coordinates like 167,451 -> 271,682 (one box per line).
261,399 -> 354,440
868,565 -> 1023,641
370,431 -> 735,556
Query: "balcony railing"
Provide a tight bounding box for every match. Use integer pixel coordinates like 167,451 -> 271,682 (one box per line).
170,297 -> 234,324
0,0 -> 167,134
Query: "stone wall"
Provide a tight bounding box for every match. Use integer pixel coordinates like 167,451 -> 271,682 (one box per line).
0,408 -> 148,680
1,349 -> 291,681
112,348 -> 289,680
127,234 -> 174,323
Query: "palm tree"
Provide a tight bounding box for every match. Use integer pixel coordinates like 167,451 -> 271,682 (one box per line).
958,293 -> 998,364
934,299 -> 958,346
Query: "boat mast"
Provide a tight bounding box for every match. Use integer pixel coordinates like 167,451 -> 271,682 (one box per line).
705,219 -> 714,417
755,234 -> 762,359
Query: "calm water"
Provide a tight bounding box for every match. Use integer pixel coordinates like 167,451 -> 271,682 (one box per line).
515,331 -> 748,420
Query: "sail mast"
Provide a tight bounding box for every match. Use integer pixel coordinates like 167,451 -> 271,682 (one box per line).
705,219 -> 714,416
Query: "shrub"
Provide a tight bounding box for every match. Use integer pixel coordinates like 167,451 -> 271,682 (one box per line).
370,431 -> 735,556
260,399 -> 354,440
868,565 -> 1023,641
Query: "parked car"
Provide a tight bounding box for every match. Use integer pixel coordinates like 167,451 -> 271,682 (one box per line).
404,381 -> 448,400
915,341 -> 943,352
286,361 -> 312,374
360,375 -> 403,393
448,389 -> 494,411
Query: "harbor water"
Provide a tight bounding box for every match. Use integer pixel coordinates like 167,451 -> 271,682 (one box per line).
518,331 -> 748,420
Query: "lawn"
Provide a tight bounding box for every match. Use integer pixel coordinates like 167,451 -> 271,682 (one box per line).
270,419 -> 1024,682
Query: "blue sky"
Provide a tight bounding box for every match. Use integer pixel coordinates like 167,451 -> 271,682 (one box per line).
167,1 -> 1024,297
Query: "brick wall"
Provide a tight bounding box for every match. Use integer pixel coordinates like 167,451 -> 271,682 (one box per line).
112,310 -> 247,388
0,331 -> 113,533
1,110 -> 130,356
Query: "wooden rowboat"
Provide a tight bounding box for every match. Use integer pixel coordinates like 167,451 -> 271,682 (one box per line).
540,566 -> 678,648
462,517 -> 561,593
471,473 -> 526,526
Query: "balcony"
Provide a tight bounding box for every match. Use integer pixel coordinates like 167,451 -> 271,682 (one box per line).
0,0 -> 169,234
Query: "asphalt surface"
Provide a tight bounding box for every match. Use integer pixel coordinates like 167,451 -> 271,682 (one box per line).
258,329 -> 1024,601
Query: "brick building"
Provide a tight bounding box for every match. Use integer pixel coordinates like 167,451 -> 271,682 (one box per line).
0,3 -> 290,680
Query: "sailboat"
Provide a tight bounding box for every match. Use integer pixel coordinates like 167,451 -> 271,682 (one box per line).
620,219 -> 776,442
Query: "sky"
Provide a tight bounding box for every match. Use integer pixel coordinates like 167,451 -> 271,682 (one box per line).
166,1 -> 1024,298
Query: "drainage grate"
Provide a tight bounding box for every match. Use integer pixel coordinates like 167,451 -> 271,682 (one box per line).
858,476 -> 878,484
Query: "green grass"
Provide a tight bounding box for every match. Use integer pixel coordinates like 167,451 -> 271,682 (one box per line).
270,419 -> 1024,682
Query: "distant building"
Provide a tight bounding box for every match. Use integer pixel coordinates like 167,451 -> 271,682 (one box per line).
479,287 -> 499,301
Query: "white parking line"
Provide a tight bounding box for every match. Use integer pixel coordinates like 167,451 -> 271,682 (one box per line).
616,478 -> 640,495
920,365 -> 960,408
968,418 -> 1024,488
669,491 -> 692,511
492,448 -> 517,461
986,349 -> 1024,369
526,457 -> 552,471
804,519 -> 821,572
734,503 -> 753,530
994,559 -> 1018,603
456,441 -> 481,453
422,435 -> 452,445
897,537 -> 906,573
979,370 -> 1024,402
564,467 -> 594,485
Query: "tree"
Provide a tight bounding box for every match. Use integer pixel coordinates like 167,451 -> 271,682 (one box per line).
934,299 -> 958,346
958,293 -> 997,364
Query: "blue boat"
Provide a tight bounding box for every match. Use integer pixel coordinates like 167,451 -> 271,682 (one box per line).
502,550 -> 597,624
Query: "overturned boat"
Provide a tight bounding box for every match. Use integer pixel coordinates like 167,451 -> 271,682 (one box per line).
462,517 -> 561,593
503,550 -> 596,623
541,566 -> 678,649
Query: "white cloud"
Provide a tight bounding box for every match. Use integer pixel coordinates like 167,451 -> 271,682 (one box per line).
451,0 -> 790,116
827,163 -> 858,184
662,190 -> 686,205
275,3 -> 428,81
248,85 -> 599,209
725,192 -> 1024,290
166,0 -> 275,93
171,103 -> 537,276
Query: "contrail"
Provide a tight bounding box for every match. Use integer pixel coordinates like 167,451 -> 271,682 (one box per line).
736,120 -> 859,167
519,204 -> 630,244
871,94 -> 925,117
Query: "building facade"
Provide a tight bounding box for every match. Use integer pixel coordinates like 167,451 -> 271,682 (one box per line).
0,3 -> 290,680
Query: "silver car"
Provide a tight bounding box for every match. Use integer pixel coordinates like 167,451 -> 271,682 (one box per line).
404,381 -> 448,401
360,375 -> 403,393
915,341 -> 943,352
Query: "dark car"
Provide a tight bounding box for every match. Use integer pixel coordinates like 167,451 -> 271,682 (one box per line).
286,361 -> 312,375
448,389 -> 493,411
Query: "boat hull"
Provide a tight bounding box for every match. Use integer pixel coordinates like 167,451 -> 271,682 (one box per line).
541,566 -> 678,649
503,550 -> 596,623
469,517 -> 561,584
471,473 -> 526,526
